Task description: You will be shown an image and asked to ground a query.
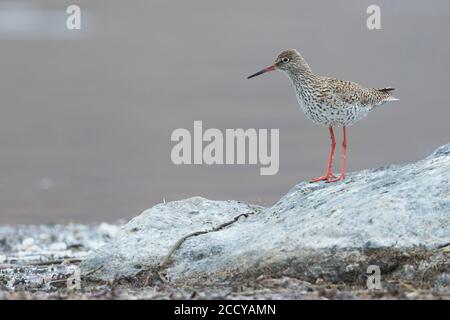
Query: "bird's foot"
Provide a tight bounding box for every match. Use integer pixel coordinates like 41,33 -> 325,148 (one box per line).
327,174 -> 346,183
309,173 -> 336,183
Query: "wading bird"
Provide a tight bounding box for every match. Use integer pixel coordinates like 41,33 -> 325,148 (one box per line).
248,49 -> 398,182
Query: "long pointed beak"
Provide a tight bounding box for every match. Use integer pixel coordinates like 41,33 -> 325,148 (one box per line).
247,64 -> 277,79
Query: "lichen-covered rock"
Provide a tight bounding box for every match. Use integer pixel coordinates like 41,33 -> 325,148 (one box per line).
82,144 -> 450,284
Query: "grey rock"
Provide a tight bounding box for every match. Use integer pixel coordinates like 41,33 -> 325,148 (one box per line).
81,197 -> 262,280
82,143 -> 450,283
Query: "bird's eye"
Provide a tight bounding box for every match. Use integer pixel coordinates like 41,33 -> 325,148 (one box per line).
281,57 -> 290,63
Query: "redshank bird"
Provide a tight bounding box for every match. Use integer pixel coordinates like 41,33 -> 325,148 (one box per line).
247,49 -> 398,182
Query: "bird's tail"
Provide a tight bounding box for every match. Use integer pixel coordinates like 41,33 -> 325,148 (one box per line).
377,87 -> 395,93
377,87 -> 399,102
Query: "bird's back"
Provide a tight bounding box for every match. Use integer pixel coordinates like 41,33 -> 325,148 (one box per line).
319,77 -> 397,108
295,76 -> 398,127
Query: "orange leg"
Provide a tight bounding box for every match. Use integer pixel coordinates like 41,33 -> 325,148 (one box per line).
328,126 -> 346,182
310,127 -> 337,182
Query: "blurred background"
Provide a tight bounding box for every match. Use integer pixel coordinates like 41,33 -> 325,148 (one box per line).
0,0 -> 449,224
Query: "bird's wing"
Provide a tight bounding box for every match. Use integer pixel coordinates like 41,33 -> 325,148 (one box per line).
322,77 -> 392,108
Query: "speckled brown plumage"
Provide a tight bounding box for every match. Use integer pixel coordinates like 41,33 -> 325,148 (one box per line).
247,48 -> 399,182
271,49 -> 398,127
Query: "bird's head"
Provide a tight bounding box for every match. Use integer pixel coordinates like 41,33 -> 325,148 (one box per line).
247,49 -> 303,79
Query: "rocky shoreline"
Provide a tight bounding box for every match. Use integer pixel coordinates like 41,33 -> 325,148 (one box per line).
1,143 -> 450,299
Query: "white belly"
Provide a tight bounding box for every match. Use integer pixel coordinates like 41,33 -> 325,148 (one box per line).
295,93 -> 371,127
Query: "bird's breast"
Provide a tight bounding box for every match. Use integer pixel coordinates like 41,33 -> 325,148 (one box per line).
293,87 -> 371,127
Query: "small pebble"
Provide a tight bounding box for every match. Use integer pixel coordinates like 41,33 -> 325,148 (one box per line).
21,238 -> 35,250
97,223 -> 120,238
39,233 -> 51,241
48,242 -> 67,251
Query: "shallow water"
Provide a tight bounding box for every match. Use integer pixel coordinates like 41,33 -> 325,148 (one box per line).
1,0 -> 449,224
